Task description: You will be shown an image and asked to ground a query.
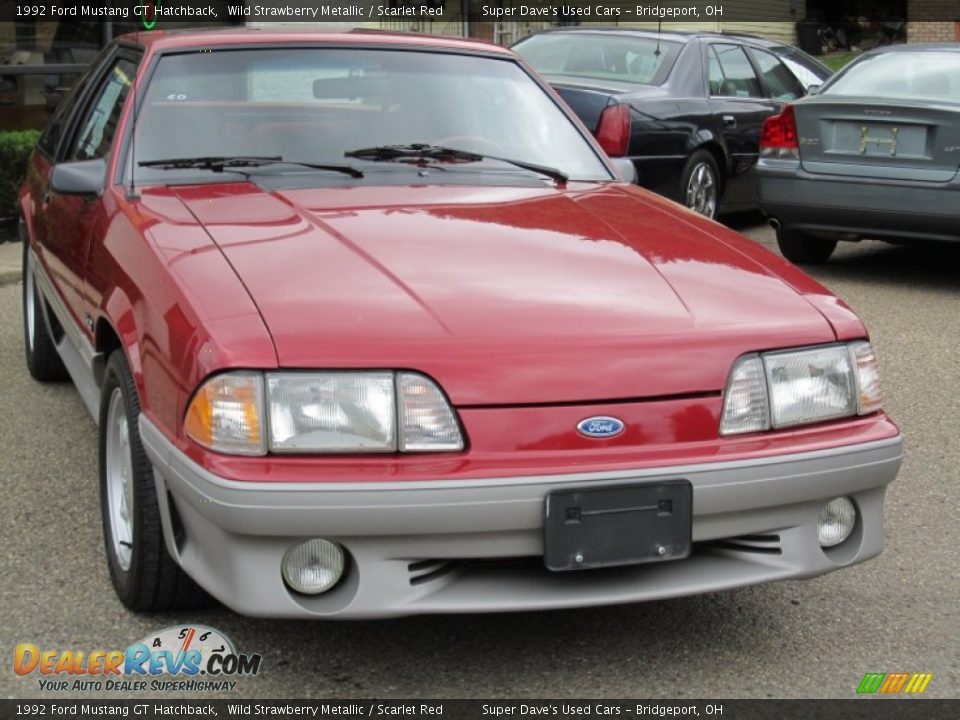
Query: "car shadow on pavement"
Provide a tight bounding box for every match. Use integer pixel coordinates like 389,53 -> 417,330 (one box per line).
721,211 -> 767,233
183,582 -> 813,696
815,241 -> 960,292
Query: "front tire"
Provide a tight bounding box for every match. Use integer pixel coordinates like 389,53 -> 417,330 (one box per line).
776,227 -> 837,264
99,350 -> 208,611
22,235 -> 68,382
679,150 -> 720,219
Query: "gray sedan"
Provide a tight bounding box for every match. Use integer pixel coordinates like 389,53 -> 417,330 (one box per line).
756,44 -> 960,264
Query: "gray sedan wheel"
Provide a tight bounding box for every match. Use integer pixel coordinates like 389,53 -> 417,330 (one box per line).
776,227 -> 837,265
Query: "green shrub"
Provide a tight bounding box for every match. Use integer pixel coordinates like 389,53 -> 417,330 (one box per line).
0,130 -> 41,220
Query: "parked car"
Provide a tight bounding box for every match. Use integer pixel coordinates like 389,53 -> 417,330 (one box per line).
758,43 -> 960,263
513,29 -> 833,218
21,28 -> 900,619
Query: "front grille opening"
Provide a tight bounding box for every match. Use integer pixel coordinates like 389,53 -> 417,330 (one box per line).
408,559 -> 457,586
705,533 -> 783,555
408,557 -> 544,586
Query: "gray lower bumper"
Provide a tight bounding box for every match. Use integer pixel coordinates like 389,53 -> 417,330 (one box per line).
758,160 -> 960,243
140,417 -> 902,619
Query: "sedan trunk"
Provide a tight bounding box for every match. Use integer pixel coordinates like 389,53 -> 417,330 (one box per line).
795,97 -> 960,182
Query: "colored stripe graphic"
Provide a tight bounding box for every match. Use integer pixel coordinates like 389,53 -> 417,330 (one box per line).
880,672 -> 909,693
904,673 -> 933,693
857,673 -> 885,693
857,672 -> 932,694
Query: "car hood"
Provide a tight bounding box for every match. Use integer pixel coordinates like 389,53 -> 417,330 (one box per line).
172,182 -> 836,405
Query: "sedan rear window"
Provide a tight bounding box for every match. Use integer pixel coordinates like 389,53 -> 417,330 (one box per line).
825,51 -> 960,101
515,34 -> 681,85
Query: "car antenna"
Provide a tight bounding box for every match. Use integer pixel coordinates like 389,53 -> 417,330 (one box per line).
655,20 -> 662,57
127,29 -> 139,201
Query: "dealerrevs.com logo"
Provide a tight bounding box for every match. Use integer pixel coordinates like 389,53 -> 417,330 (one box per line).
14,626 -> 262,693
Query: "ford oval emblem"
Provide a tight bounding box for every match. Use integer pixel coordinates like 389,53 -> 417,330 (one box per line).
576,416 -> 625,439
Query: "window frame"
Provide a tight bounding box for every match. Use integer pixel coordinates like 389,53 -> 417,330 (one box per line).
114,43 -> 617,188
704,42 -> 765,101
36,45 -> 114,161
62,51 -> 140,164
745,45 -> 806,102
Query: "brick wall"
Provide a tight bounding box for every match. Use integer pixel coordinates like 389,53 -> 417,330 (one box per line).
907,0 -> 959,41
908,21 -> 959,41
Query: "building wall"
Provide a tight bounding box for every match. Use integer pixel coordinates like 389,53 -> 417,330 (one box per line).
373,0 -> 806,46
618,20 -> 799,44
907,0 -> 959,41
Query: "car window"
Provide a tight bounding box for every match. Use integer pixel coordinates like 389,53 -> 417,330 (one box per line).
711,44 -> 762,98
37,47 -> 113,159
825,51 -> 960,101
38,72 -> 94,158
68,58 -> 136,162
515,34 -> 682,86
707,48 -> 725,96
771,47 -> 832,89
750,48 -> 804,101
133,48 -> 612,184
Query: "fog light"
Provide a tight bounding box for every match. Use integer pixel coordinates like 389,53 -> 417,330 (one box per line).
282,539 -> 345,595
817,497 -> 856,548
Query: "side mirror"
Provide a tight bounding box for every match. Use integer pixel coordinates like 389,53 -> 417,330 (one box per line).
610,157 -> 637,184
806,83 -> 822,96
49,158 -> 106,196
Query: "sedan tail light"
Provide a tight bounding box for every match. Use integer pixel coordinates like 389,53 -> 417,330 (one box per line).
595,104 -> 631,157
760,104 -> 799,159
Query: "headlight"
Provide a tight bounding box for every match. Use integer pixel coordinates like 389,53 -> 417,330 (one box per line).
765,345 -> 856,428
720,342 -> 883,435
267,372 -> 396,453
185,370 -> 463,455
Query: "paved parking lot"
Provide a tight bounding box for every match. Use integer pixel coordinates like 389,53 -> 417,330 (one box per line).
1,218 -> 957,699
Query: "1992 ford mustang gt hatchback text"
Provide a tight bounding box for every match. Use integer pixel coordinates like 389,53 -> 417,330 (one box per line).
20,29 -> 902,618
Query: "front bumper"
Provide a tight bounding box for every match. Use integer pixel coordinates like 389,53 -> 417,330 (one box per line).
140,417 -> 902,619
758,158 -> 960,243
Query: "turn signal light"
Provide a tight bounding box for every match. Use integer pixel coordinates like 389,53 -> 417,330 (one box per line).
184,373 -> 266,456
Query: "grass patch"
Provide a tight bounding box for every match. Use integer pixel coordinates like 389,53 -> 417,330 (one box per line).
822,52 -> 860,72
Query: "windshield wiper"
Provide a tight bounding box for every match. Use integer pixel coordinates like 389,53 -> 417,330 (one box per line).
138,156 -> 364,178
343,144 -> 568,185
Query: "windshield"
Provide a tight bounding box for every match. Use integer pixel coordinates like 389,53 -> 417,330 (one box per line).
514,33 -> 681,85
131,48 -> 611,184
824,51 -> 960,101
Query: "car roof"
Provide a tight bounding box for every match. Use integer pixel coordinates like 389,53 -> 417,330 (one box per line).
860,42 -> 960,54
517,27 -> 785,46
116,26 -> 513,56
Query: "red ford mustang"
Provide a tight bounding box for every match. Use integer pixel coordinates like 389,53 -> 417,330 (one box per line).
20,29 -> 902,618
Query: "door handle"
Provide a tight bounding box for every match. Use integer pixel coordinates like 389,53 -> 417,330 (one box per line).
41,189 -> 53,205
722,115 -> 738,128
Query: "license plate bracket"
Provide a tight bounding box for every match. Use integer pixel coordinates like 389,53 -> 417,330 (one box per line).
544,480 -> 692,571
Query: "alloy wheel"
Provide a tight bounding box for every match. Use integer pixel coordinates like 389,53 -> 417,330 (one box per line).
25,265 -> 35,352
105,387 -> 135,571
685,162 -> 718,218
